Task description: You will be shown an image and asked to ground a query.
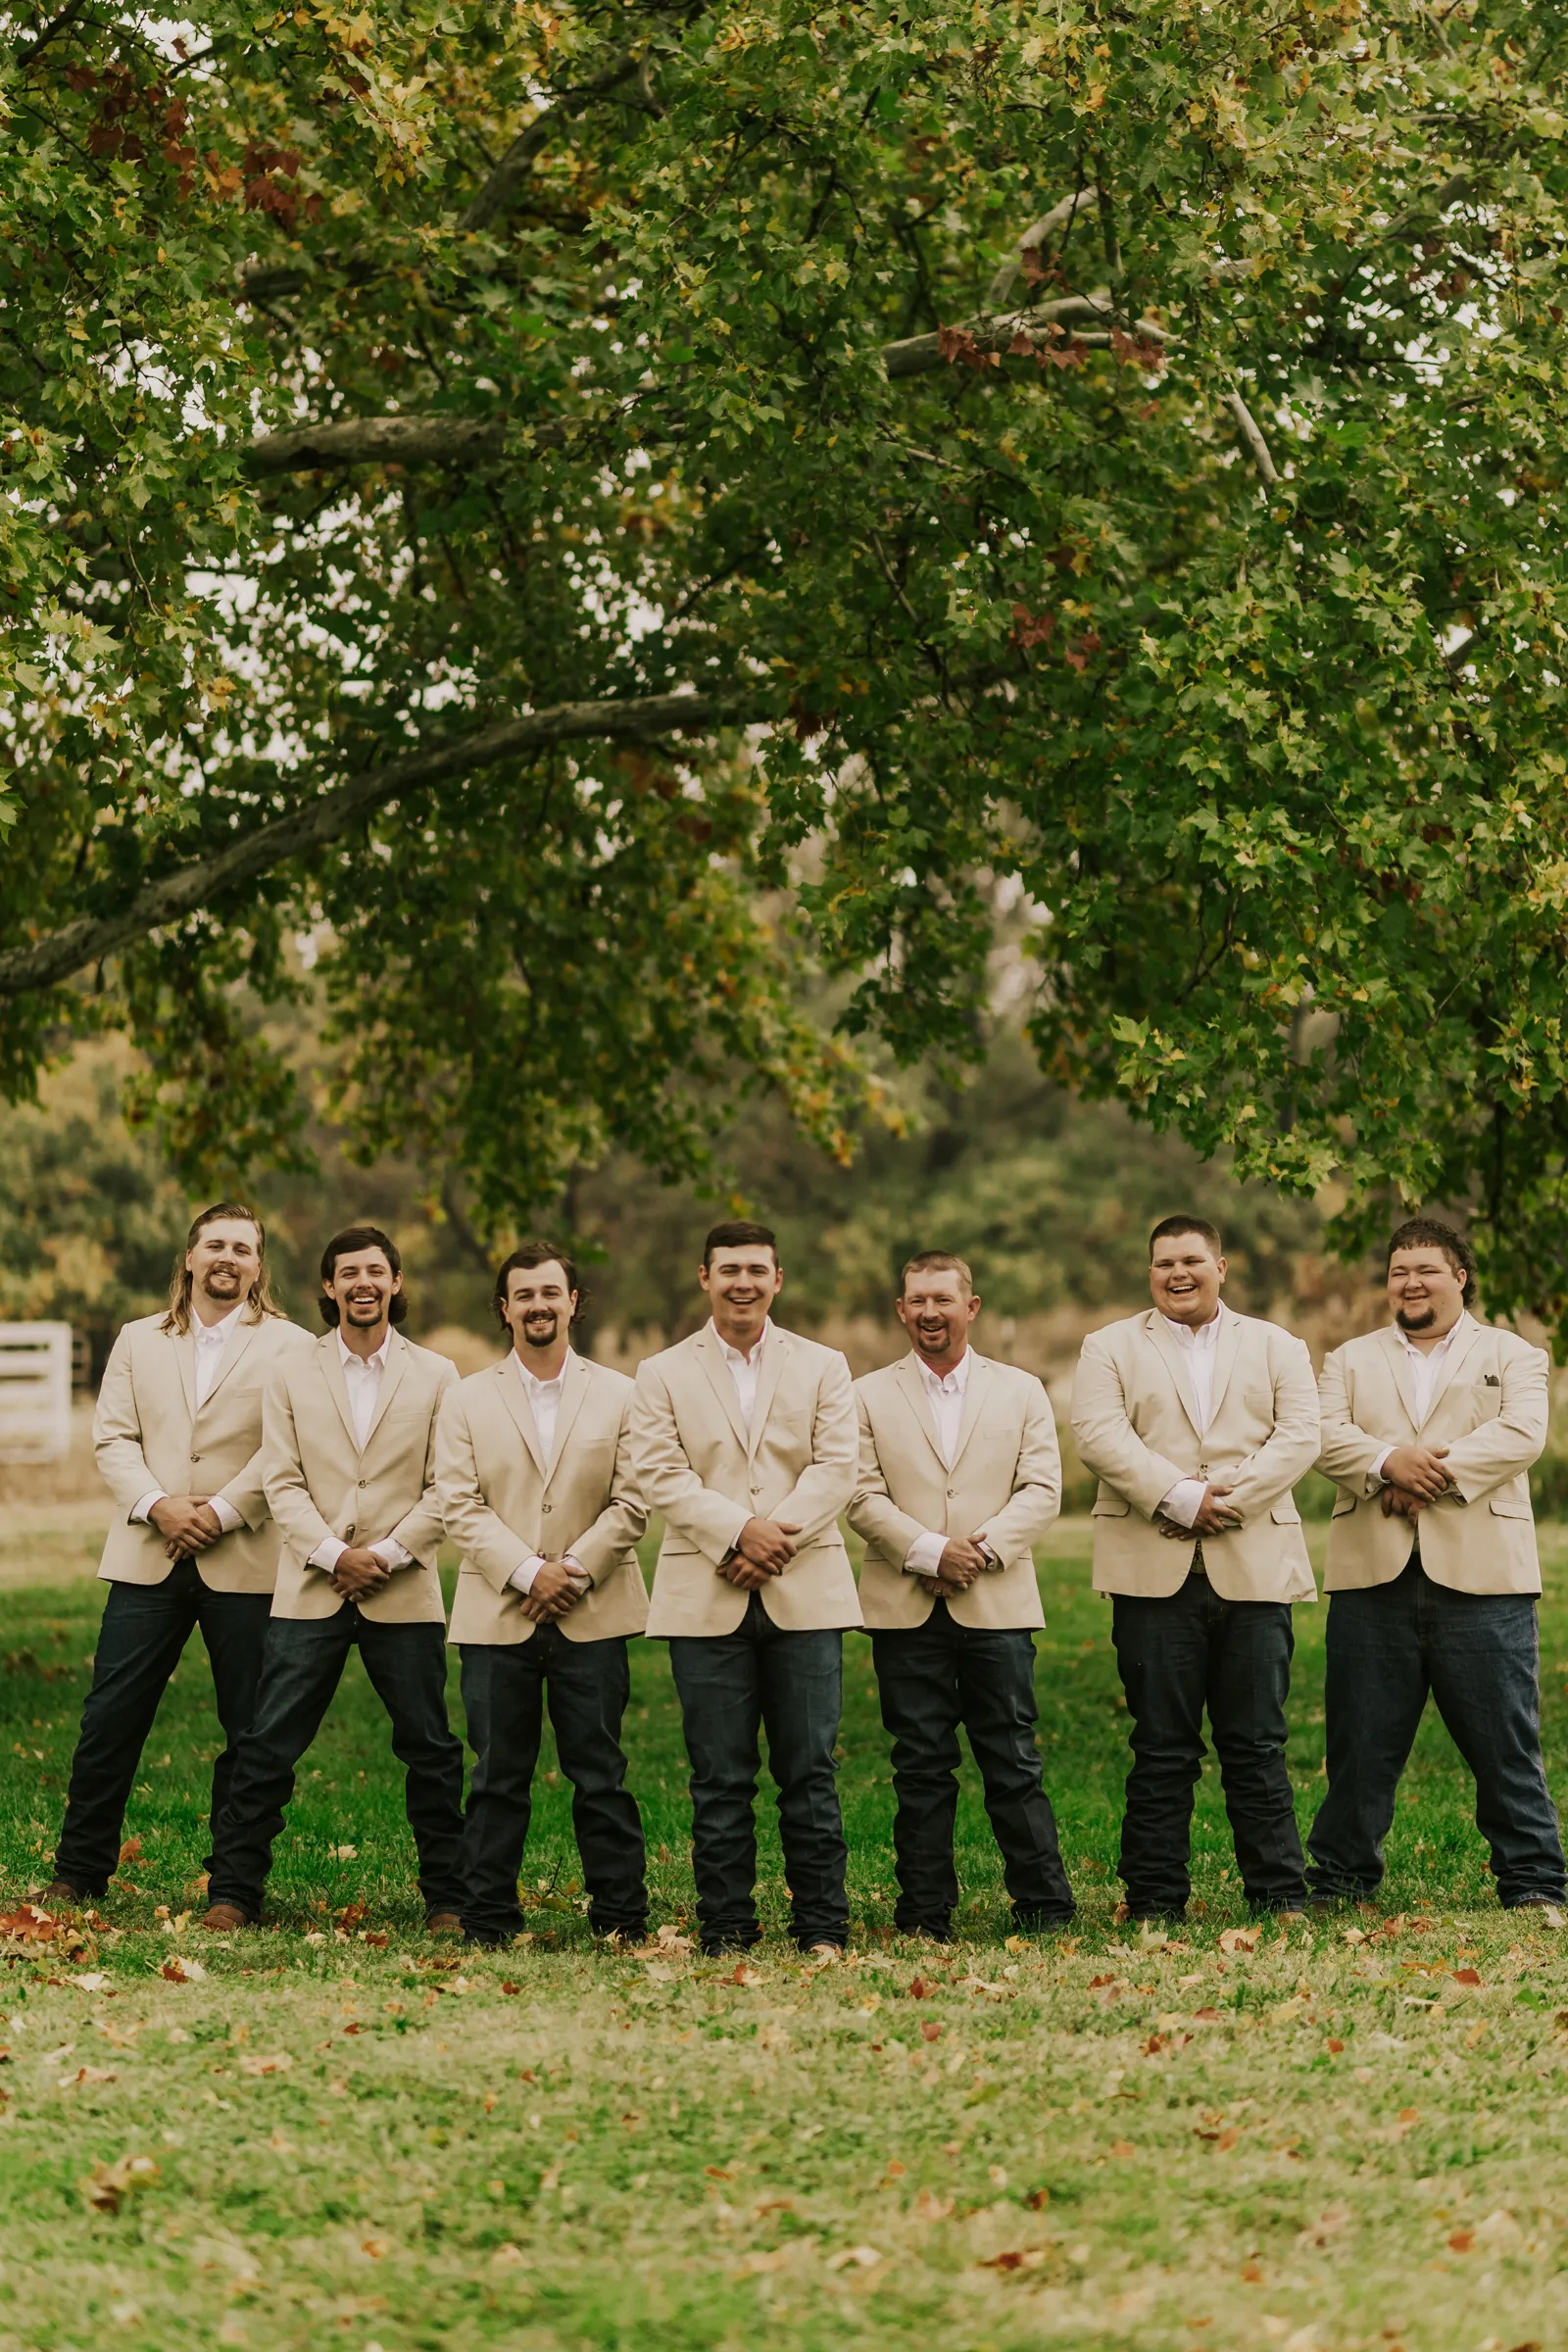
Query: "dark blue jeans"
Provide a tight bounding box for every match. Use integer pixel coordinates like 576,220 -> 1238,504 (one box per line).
870,1601 -> 1074,1933
1112,1570 -> 1306,1918
1307,1561 -> 1567,1907
667,1593 -> 848,1953
54,1561 -> 273,1895
460,1631 -> 647,1944
208,1607 -> 466,1920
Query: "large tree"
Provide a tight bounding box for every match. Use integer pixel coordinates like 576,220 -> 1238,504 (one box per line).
4,2 -> 1567,1317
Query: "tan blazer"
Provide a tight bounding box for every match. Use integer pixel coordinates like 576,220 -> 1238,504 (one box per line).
437,1354 -> 649,1644
850,1353 -> 1060,1630
93,1311 -> 315,1592
631,1324 -> 860,1637
263,1330 -> 458,1623
1317,1321 -> 1547,1595
1072,1308 -> 1320,1602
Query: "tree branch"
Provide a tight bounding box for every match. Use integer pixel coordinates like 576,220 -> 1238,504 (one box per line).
1226,389 -> 1280,485
461,55 -> 650,233
15,0 -> 89,69
882,296 -> 1170,379
0,691 -> 748,1000
247,414 -> 514,475
985,189 -> 1098,307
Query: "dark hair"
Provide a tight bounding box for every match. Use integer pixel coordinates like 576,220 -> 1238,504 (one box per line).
318,1225 -> 408,1327
1386,1216 -> 1478,1300
1150,1215 -> 1224,1259
704,1218 -> 778,1267
492,1243 -> 583,1334
900,1250 -> 974,1295
162,1201 -> 283,1336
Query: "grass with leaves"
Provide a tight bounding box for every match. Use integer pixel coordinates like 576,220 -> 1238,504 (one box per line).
2,1523 -> 1568,2351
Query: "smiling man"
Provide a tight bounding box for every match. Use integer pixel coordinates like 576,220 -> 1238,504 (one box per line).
42,1203 -> 312,1913
629,1220 -> 859,1957
437,1245 -> 650,1948
1072,1216 -> 1320,1925
850,1251 -> 1073,1940
1309,1217 -> 1563,1911
199,1226 -> 466,1935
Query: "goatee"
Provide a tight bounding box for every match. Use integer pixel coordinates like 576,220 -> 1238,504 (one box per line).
1395,1306 -> 1437,1332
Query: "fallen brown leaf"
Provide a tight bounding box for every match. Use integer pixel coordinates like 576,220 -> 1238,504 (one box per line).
82,2153 -> 159,2215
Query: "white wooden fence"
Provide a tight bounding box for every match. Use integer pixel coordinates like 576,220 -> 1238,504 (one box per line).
0,1322 -> 74,1462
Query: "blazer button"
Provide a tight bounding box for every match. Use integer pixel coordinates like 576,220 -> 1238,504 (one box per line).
542,1502 -> 553,1514
947,1487 -> 956,1497
345,1527 -> 355,1541
358,1478 -> 368,1489
190,1453 -> 200,1464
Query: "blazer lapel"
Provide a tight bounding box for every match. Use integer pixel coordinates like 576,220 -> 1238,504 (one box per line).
544,1354 -> 590,1486
1421,1315 -> 1485,1429
747,1328 -> 787,1460
1144,1311 -> 1205,1440
496,1358 -> 548,1477
1204,1310 -> 1244,1430
948,1351 -> 990,1472
195,1312 -> 258,1414
1376,1325 -> 1421,1433
896,1355 -> 950,1473
362,1330 -> 409,1449
319,1336 -> 360,1452
695,1329 -> 752,1455
169,1327 -> 197,1422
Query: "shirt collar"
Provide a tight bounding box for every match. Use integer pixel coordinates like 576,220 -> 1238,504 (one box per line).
193,1302 -> 245,1343
337,1327 -> 392,1372
1395,1307 -> 1472,1358
515,1346 -> 574,1394
1160,1301 -> 1225,1349
912,1347 -> 971,1396
710,1317 -> 771,1369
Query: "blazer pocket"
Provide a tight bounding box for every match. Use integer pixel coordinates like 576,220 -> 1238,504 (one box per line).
1092,1491 -> 1131,1518
1489,1495 -> 1533,1519
1270,1503 -> 1302,1526
1330,1494 -> 1357,1520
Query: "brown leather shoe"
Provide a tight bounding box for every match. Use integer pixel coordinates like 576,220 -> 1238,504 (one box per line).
425,1909 -> 464,1936
199,1902 -> 251,1934
34,1879 -> 85,1912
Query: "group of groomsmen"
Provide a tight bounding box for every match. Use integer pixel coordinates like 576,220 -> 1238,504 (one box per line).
35,1201 -> 1565,1951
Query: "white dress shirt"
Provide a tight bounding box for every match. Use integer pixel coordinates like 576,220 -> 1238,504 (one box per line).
1156,1304 -> 1226,1531
712,1317 -> 771,1426
1370,1310 -> 1476,1481
904,1348 -> 981,1577
131,1302 -> 246,1535
308,1330 -> 414,1576
506,1349 -> 588,1595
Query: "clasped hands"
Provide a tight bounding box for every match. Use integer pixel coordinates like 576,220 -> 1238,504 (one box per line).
718,1516 -> 803,1592
932,1534 -> 999,1601
517,1557 -> 591,1624
150,1494 -> 225,1562
1378,1443 -> 1455,1520
1156,1482 -> 1244,1541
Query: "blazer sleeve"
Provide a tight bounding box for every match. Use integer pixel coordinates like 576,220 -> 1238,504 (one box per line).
773,1349 -> 858,1551
212,1322 -> 311,1530
262,1360 -> 337,1563
1220,1333 -> 1321,1521
628,1362 -> 750,1564
846,1387 -> 931,1562
1069,1332 -> 1190,1519
1314,1344 -> 1385,1496
973,1376 -> 1062,1559
1441,1341 -> 1549,1502
93,1328 -> 161,1519
564,1393 -> 650,1586
433,1385 -> 532,1592
388,1358 -> 460,1567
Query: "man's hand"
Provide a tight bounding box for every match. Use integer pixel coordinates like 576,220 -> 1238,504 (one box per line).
518,1561 -> 588,1622
150,1496 -> 224,1555
1381,1486 -> 1426,1520
1158,1482 -> 1244,1540
718,1554 -> 778,1592
331,1545 -> 394,1601
736,1517 -> 801,1572
1379,1444 -> 1452,1501
936,1537 -> 986,1589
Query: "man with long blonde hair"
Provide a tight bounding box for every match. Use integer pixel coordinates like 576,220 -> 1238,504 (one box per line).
40,1203 -> 313,1911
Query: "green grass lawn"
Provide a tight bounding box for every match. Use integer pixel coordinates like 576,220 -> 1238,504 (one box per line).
2,1524 -> 1568,2350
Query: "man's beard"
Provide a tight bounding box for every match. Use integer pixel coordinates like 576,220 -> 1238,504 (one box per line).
1396,1304 -> 1437,1332
200,1265 -> 244,1300
521,1313 -> 562,1347
344,1295 -> 384,1324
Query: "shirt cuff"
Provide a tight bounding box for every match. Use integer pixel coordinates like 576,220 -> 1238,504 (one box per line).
1370,1447 -> 1392,1484
904,1530 -> 949,1577
509,1552 -> 547,1594
1158,1478 -> 1207,1530
309,1537 -> 347,1572
369,1536 -> 413,1570
209,1495 -> 243,1536
130,1491 -> 167,1526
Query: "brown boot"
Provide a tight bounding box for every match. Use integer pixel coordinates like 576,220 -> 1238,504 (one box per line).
199,1902 -> 251,1934
34,1879 -> 85,1912
425,1909 -> 463,1936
